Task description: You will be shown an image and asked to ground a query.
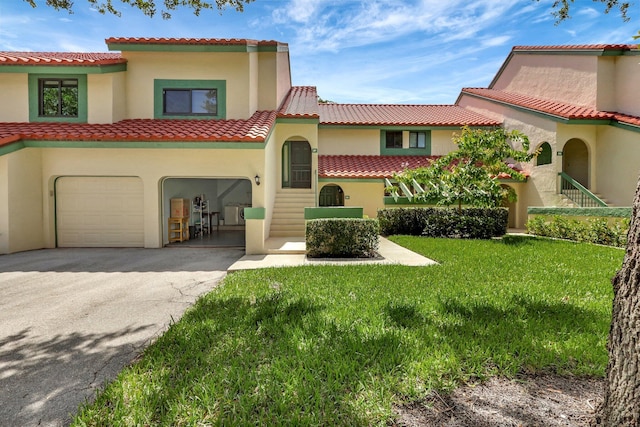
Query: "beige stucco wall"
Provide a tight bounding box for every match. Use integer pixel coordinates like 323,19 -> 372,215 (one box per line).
318,128 -> 379,155
431,130 -> 459,155
319,181 -> 385,218
0,148 -> 44,254
596,56 -> 617,112
88,72 -> 127,123
121,51 -> 256,120
257,51 -> 292,112
595,126 -> 639,206
614,56 -> 640,117
0,74 -> 28,122
0,155 -> 8,253
493,54 -> 598,107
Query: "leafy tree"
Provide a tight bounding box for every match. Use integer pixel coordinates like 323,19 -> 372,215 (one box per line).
539,0 -> 630,23
539,1 -> 640,425
393,127 -> 533,211
22,0 -> 253,19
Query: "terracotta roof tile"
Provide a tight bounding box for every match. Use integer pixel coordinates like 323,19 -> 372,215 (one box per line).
0,111 -> 276,148
512,44 -> 637,52
319,155 -> 439,179
278,86 -> 319,118
0,52 -> 125,66
319,155 -> 528,180
105,37 -> 286,47
318,104 -> 500,127
460,88 -> 640,127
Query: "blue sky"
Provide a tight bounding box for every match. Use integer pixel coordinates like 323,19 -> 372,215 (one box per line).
0,0 -> 637,104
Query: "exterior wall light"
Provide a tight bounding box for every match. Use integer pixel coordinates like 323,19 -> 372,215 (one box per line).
255,174 -> 261,186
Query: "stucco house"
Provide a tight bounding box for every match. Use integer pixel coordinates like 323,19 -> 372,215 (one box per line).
0,38 -> 638,255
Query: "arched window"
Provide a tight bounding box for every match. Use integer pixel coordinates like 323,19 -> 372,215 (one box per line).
536,142 -> 552,166
319,184 -> 344,207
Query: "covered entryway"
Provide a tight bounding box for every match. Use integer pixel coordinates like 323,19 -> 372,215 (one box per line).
55,176 -> 144,247
319,184 -> 344,206
162,177 -> 250,247
282,140 -> 312,188
562,138 -> 589,188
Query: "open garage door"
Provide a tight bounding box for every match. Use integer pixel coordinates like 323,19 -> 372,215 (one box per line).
56,177 -> 144,247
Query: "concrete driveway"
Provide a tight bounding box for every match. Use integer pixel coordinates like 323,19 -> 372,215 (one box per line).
0,247 -> 243,427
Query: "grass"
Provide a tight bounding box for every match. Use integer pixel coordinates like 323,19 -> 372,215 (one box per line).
72,235 -> 623,426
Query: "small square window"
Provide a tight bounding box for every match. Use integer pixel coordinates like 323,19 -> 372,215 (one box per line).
39,78 -> 78,117
385,131 -> 403,149
409,132 -> 427,148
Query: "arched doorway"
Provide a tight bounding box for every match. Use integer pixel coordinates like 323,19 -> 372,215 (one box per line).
319,184 -> 344,207
282,140 -> 311,188
562,138 -> 589,188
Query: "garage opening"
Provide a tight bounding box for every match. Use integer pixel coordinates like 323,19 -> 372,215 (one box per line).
56,176 -> 145,247
162,178 -> 251,248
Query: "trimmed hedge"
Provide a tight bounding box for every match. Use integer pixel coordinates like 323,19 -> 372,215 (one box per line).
306,218 -> 379,258
378,207 -> 509,239
526,215 -> 630,248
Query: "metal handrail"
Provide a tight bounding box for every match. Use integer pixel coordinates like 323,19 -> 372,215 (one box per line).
558,172 -> 607,207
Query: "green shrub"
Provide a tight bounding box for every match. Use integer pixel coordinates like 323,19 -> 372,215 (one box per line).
378,207 -> 508,239
306,218 -> 379,258
526,215 -> 630,247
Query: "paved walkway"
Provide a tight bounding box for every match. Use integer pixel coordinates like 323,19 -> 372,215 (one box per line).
229,237 -> 437,271
0,247 -> 243,427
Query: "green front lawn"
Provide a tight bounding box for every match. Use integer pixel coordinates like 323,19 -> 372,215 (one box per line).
72,236 -> 622,426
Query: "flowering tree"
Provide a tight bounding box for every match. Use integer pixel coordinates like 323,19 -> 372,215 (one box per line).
393,126 -> 533,211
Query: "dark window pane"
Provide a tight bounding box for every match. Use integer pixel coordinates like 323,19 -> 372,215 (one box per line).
386,131 -> 403,148
61,86 -> 78,116
164,90 -> 191,114
41,86 -> 60,116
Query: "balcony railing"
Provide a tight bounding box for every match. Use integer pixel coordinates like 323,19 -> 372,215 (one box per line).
558,172 -> 607,207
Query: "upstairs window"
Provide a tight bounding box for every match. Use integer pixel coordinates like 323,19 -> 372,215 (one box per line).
154,79 -> 226,119
409,131 -> 427,149
163,89 -> 218,116
39,78 -> 78,117
385,131 -> 403,148
381,129 -> 432,155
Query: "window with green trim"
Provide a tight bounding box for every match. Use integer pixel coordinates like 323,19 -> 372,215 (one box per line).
28,74 -> 87,123
163,88 -> 217,116
154,79 -> 226,119
380,129 -> 431,155
536,142 -> 552,166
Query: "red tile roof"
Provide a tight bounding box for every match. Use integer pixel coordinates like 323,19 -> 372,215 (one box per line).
105,37 -> 285,48
319,155 -> 439,179
0,52 -> 126,66
512,44 -> 637,52
319,155 -> 528,180
318,103 -> 500,127
0,111 -> 276,148
278,86 -> 319,119
460,88 -> 640,127
278,86 -> 498,126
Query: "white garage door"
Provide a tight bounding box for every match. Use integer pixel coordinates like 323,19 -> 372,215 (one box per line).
56,177 -> 145,247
